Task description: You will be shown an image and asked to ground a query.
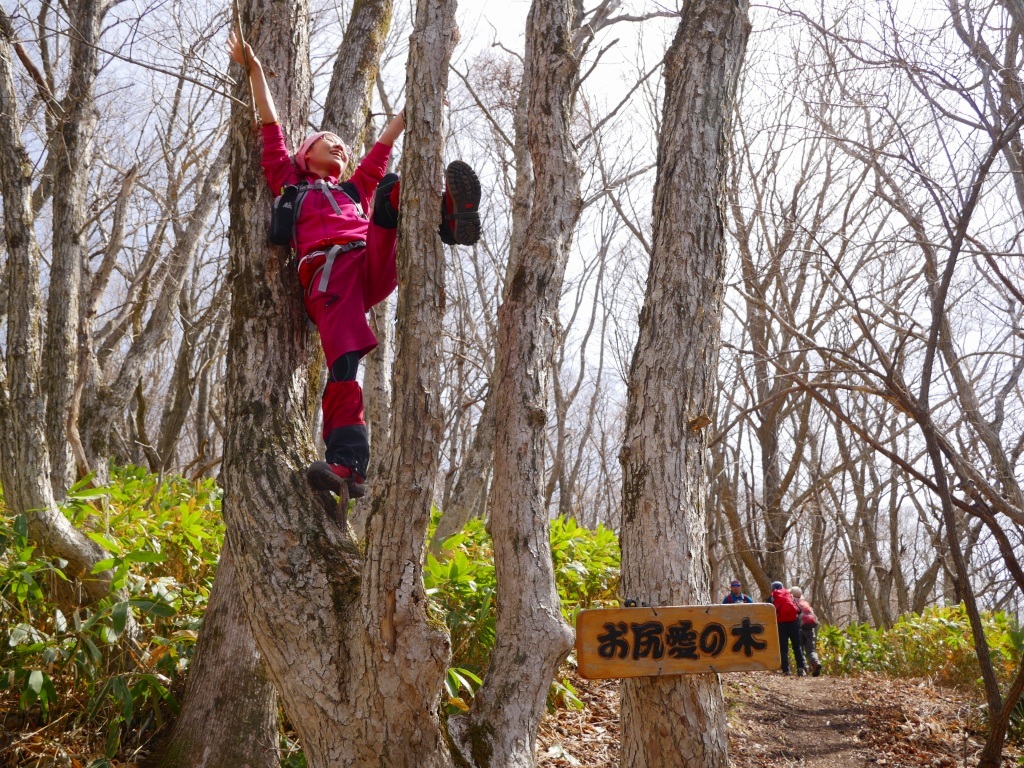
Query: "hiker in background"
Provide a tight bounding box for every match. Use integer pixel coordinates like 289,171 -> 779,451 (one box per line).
770,580 -> 808,676
790,586 -> 822,677
722,579 -> 754,604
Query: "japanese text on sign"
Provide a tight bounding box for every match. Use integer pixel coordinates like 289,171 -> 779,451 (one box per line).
576,604 -> 781,679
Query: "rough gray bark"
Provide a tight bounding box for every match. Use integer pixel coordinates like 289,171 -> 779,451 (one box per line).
219,0 -> 458,765
321,0 -> 395,149
154,542 -> 279,768
351,296 -> 392,541
0,9 -> 112,605
0,245 -> 7,334
447,1 -> 580,765
618,1 -> 750,766
42,0 -> 107,499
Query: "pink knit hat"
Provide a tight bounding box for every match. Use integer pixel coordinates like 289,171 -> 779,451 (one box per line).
295,131 -> 349,172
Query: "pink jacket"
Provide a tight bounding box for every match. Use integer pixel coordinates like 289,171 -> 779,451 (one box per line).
260,123 -> 398,361
261,123 -> 391,285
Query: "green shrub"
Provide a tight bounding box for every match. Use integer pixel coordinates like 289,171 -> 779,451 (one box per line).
2,469 -> 622,762
425,513 -> 620,712
818,605 -> 1022,693
0,467 -> 223,760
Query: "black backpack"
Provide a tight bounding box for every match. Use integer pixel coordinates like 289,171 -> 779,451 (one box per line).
269,180 -> 362,246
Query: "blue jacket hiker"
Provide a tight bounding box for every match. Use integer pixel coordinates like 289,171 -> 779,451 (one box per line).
723,579 -> 754,604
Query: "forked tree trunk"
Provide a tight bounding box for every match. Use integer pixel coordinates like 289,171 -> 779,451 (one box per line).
447,1 -> 579,765
618,1 -> 750,766
170,0 -> 406,760
219,0 -> 458,765
154,542 -> 279,768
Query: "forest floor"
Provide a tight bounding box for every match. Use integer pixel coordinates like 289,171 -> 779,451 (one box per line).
536,668 -> 1024,767
3,669 -> 1021,766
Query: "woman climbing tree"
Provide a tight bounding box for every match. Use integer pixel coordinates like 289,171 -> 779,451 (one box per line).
228,29 -> 481,511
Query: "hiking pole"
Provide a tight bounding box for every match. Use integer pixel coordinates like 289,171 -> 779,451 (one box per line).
232,0 -> 259,125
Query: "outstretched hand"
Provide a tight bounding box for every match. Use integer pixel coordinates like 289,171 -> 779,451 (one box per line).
226,27 -> 277,124
227,28 -> 257,70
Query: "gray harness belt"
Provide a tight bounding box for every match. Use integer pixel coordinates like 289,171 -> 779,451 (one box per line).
316,240 -> 367,293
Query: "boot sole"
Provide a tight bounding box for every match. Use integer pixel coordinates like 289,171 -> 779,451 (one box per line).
444,161 -> 481,245
307,461 -> 343,494
306,461 -> 367,499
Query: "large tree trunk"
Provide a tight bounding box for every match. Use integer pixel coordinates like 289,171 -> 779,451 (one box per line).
618,1 -> 750,766
448,1 -> 579,765
0,9 -> 112,605
321,0 -> 395,149
219,0 -> 457,765
165,1 -> 397,765
220,2 -> 353,763
43,0 -> 106,498
154,542 -> 279,768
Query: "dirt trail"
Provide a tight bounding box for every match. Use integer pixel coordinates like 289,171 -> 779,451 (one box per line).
727,672 -> 873,767
537,669 -> 1022,767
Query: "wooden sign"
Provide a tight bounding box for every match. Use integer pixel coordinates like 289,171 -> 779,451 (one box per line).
575,604 -> 781,679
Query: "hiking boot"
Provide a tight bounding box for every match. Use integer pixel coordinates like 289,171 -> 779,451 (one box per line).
306,461 -> 366,499
812,662 -> 822,677
439,160 -> 481,245
797,667 -> 807,677
372,173 -> 400,229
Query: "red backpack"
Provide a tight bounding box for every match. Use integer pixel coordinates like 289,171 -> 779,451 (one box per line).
798,598 -> 818,627
771,588 -> 800,622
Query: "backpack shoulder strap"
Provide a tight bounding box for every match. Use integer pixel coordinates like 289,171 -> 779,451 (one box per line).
291,181 -> 315,246
338,180 -> 361,207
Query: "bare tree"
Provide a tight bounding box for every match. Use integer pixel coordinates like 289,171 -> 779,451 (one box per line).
42,0 -> 113,498
619,1 -> 750,766
0,6 -> 113,604
447,0 -> 587,763
217,0 -> 461,762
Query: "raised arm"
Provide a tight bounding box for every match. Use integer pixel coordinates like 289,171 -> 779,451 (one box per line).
377,109 -> 406,147
228,29 -> 279,126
